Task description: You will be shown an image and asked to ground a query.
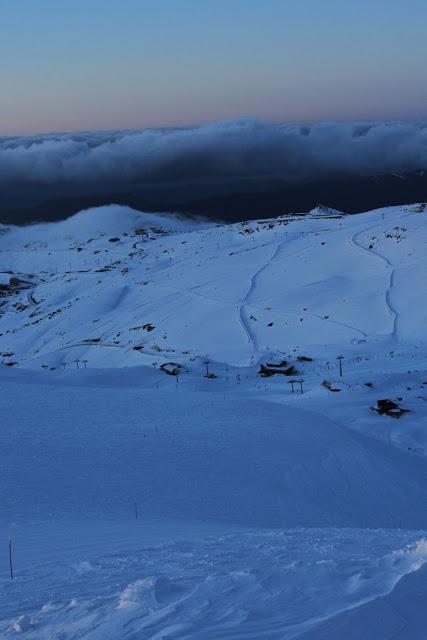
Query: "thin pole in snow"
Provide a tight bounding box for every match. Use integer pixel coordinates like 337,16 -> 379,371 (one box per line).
337,355 -> 344,377
8,536 -> 14,580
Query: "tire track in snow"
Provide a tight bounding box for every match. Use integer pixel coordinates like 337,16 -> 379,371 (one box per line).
350,224 -> 398,341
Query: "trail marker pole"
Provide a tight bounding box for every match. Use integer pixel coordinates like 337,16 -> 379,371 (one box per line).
337,355 -> 344,377
8,537 -> 13,580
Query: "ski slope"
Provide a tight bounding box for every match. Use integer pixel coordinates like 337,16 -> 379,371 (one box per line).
1,203 -> 426,371
1,202 -> 427,638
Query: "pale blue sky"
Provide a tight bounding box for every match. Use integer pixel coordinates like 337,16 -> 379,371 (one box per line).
1,0 -> 426,135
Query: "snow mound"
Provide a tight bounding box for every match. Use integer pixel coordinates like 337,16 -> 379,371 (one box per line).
55,205 -> 208,237
51,205 -> 160,239
3,205 -> 210,247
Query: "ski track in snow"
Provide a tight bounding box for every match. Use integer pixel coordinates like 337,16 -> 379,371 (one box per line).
273,234 -> 369,340
237,233 -> 318,362
238,227 -> 369,362
351,223 -> 399,341
238,241 -> 284,365
307,309 -> 367,339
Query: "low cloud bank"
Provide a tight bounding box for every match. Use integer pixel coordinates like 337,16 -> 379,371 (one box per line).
1,119 -> 427,186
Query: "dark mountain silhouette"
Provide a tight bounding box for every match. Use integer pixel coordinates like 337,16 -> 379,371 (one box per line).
1,170 -> 426,225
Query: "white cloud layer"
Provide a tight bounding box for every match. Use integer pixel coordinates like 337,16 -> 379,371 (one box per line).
1,119 -> 427,186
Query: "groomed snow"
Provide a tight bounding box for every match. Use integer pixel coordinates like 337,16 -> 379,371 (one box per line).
1,203 -> 427,638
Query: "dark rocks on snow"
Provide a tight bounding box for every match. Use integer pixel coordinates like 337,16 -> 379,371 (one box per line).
373,398 -> 410,418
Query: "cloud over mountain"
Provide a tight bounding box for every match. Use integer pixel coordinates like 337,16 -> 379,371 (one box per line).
1,119 -> 427,187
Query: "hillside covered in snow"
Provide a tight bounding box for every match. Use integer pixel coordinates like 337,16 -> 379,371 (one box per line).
1,202 -> 426,368
1,202 -> 427,638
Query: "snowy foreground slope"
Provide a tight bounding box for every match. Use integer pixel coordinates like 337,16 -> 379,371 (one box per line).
1,203 -> 427,638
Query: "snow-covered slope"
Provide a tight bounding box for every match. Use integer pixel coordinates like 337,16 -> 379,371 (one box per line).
1,202 -> 426,369
1,202 -> 427,638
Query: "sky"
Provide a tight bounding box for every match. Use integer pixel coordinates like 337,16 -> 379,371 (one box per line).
1,0 -> 427,136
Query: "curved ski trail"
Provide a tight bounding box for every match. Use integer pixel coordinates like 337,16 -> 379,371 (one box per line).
350,224 -> 399,341
239,241 -> 284,365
